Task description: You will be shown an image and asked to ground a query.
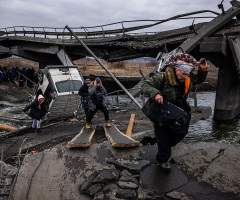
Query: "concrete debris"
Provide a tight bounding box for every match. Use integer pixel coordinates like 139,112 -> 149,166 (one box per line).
0,161 -> 18,177
172,142 -> 240,194
98,168 -> 119,181
7,142 -> 240,200
137,185 -> 168,200
106,158 -> 150,173
115,188 -> 137,200
118,181 -> 138,189
166,191 -> 195,200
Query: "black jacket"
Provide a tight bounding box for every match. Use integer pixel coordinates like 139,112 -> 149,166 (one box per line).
23,98 -> 48,120
78,83 -> 89,97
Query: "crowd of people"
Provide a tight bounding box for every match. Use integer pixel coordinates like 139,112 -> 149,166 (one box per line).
0,66 -> 35,83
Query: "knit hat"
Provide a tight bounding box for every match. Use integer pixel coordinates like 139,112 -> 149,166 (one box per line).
84,79 -> 91,84
165,53 -> 198,72
38,94 -> 44,101
38,95 -> 44,106
95,77 -> 101,84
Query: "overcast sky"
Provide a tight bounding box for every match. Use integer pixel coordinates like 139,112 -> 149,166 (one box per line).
0,0 -> 233,33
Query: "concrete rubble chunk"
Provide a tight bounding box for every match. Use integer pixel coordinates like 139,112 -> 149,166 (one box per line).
98,168 -> 119,181
106,158 -> 150,173
166,191 -> 195,200
79,171 -> 98,194
137,185 -> 168,200
88,184 -> 105,196
93,184 -> 123,200
1,177 -> 13,186
119,175 -> 138,185
0,161 -> 18,177
118,181 -> 138,189
172,142 -> 240,194
115,188 -> 137,200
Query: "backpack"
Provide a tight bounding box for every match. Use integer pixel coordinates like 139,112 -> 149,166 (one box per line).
92,88 -> 104,105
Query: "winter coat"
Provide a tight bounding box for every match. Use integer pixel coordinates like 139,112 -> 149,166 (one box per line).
141,67 -> 208,114
22,98 -> 48,120
78,83 -> 89,97
88,85 -> 107,111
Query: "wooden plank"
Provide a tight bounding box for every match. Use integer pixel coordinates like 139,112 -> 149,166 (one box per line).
125,114 -> 135,137
104,124 -> 140,148
67,126 -> 96,148
0,124 -> 18,132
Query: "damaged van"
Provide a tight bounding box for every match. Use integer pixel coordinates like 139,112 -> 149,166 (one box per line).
36,65 -> 83,120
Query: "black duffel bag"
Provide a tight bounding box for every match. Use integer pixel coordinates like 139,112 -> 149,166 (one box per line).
145,100 -> 191,135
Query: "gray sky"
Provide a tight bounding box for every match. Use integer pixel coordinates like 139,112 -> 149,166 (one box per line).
0,0 -> 233,33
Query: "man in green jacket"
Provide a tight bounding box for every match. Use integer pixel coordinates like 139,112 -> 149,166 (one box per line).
141,53 -> 208,172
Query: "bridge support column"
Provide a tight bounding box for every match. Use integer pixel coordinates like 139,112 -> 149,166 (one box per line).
214,66 -> 240,120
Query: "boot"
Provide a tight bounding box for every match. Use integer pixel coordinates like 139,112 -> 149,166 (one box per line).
105,120 -> 111,127
37,128 -> 42,133
86,123 -> 91,129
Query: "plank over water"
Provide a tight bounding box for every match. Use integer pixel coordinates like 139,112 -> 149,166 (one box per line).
67,126 -> 96,148
104,124 -> 140,148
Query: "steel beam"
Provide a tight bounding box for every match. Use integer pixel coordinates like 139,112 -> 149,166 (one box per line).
181,5 -> 240,53
57,49 -> 74,66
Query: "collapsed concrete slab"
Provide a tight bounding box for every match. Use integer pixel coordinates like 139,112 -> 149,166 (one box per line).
10,141 -> 240,200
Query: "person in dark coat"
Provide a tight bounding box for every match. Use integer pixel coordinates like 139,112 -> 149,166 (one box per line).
22,95 -> 50,132
78,79 -> 92,123
86,77 -> 111,128
142,53 -> 208,172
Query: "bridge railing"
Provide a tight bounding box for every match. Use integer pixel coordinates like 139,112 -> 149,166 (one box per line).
0,26 -> 158,40
0,10 -> 218,39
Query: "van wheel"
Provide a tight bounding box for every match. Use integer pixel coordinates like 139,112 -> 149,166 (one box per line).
38,70 -> 44,84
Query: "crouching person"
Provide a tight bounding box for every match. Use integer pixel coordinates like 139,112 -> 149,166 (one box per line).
22,94 -> 50,132
86,77 -> 111,128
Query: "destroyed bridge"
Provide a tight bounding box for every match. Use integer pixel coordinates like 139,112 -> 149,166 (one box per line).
0,1 -> 240,121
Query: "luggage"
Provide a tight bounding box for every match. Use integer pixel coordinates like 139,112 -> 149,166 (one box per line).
146,100 -> 190,135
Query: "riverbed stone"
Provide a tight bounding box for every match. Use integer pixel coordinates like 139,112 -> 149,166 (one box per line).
106,158 -> 150,173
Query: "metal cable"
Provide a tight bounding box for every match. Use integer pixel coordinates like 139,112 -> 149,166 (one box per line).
26,151 -> 44,200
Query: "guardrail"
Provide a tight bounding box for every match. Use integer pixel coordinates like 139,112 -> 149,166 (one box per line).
0,10 -> 217,39
0,26 -> 158,39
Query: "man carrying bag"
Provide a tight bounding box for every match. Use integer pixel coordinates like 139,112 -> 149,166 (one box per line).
142,53 -> 208,172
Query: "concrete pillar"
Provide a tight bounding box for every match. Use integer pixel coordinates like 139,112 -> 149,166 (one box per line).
214,66 -> 240,120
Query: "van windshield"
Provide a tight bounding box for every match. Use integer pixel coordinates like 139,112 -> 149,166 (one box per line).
55,80 -> 82,93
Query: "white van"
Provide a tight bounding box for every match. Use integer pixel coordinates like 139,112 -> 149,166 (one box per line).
36,65 -> 83,120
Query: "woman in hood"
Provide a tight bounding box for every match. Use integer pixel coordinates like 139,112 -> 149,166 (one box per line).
22,94 -> 50,132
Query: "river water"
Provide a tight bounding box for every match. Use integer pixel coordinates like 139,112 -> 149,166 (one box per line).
1,91 -> 240,144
